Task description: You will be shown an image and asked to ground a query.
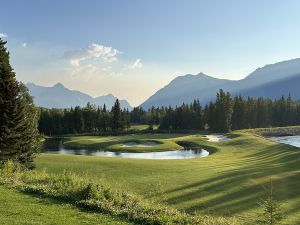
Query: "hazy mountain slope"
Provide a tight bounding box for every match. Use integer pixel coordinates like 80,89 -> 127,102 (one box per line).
141,73 -> 234,108
93,94 -> 132,110
241,58 -> 300,86
237,73 -> 300,100
140,58 -> 300,109
27,83 -> 132,110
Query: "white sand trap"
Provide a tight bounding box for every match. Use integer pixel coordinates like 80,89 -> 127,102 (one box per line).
122,141 -> 160,147
205,135 -> 230,142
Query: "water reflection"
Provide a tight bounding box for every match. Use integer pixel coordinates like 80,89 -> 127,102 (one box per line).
269,135 -> 300,148
42,138 -> 209,160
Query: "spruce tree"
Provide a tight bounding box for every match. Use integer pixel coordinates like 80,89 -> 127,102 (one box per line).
232,96 -> 246,130
111,99 -> 121,131
214,89 -> 233,132
101,104 -> 108,132
0,39 -> 41,168
257,181 -> 283,225
126,109 -> 131,129
73,106 -> 84,133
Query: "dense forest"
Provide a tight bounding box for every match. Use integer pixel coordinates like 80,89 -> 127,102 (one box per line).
39,89 -> 300,135
39,100 -> 130,135
138,90 -> 300,132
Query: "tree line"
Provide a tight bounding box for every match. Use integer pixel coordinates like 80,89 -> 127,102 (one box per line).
38,89 -> 300,135
39,100 -> 130,135
131,90 -> 300,132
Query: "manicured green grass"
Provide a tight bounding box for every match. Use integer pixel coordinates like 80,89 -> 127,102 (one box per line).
37,130 -> 300,224
0,186 -> 132,225
63,133 -> 193,152
129,124 -> 156,131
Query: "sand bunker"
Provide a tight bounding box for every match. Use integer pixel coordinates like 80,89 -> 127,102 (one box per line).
122,141 -> 160,147
205,135 -> 230,142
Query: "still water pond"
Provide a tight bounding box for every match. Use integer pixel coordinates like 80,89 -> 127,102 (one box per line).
269,135 -> 300,148
42,138 -> 209,160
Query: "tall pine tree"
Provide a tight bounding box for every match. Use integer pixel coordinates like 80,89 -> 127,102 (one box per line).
214,89 -> 233,132
0,39 -> 41,168
111,99 -> 122,131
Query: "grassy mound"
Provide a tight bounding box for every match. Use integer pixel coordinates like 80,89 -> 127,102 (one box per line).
0,162 -> 236,225
63,134 -> 187,152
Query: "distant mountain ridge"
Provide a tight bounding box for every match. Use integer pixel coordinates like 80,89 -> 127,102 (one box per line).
26,82 -> 132,110
140,58 -> 300,109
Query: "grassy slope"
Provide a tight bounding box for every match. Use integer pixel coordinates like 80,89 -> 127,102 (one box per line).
0,186 -> 132,225
63,134 -> 189,152
37,131 -> 300,224
130,124 -> 158,131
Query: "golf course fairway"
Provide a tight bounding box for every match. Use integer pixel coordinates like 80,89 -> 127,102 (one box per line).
33,130 -> 300,224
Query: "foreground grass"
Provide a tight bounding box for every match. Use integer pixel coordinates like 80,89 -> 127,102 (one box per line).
0,165 -> 236,225
37,130 -> 300,224
0,186 -> 131,225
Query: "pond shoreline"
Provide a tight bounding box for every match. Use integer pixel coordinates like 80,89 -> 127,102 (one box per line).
254,126 -> 300,137
268,135 -> 300,148
41,137 -> 210,160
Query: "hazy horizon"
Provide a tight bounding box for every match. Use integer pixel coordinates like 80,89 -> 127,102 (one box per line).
1,0 -> 300,106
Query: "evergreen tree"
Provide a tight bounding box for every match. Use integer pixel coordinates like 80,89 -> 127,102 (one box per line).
203,104 -> 210,129
100,104 -> 109,132
232,96 -> 246,130
111,99 -> 122,131
244,97 -> 256,128
125,109 -> 131,129
193,99 -> 203,129
214,89 -> 233,132
82,102 -> 97,132
73,106 -> 84,133
256,98 -> 272,128
208,102 -> 216,130
0,39 -> 41,168
256,181 -> 283,225
285,94 -> 293,125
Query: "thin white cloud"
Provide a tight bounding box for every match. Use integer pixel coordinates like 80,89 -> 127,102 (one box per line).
129,58 -> 143,69
69,58 -> 80,67
0,33 -> 8,38
22,42 -> 27,47
64,43 -> 120,67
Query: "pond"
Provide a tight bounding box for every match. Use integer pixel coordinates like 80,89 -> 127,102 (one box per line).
41,138 -> 209,160
269,135 -> 300,148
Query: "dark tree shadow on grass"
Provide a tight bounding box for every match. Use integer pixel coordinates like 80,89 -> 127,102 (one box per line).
159,141 -> 300,222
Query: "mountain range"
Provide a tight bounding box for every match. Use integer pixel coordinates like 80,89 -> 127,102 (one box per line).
27,58 -> 300,110
140,58 -> 300,109
26,82 -> 133,110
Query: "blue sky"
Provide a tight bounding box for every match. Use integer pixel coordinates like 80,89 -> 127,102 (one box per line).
1,0 -> 300,105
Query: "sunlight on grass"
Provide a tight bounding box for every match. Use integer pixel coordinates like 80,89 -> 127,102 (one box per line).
36,130 -> 300,224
